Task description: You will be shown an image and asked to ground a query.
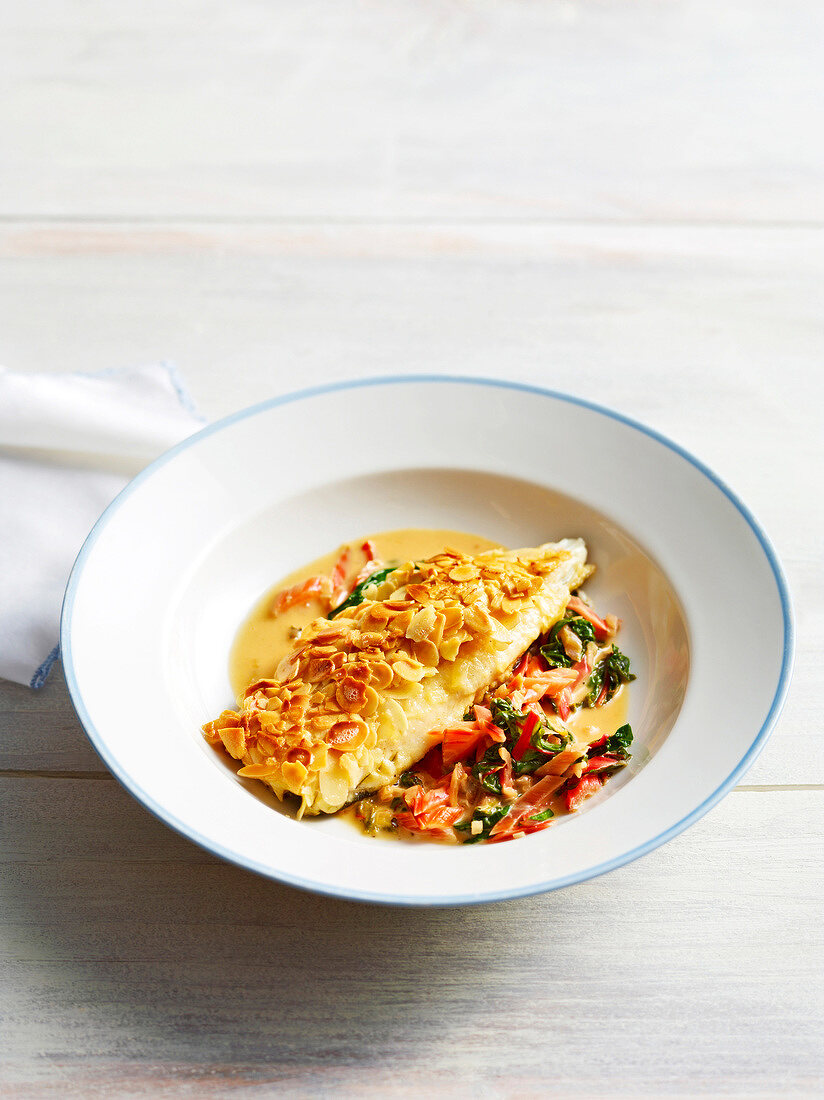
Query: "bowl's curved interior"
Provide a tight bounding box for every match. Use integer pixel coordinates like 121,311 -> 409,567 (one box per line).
63,378 -> 790,904
168,467 -> 690,833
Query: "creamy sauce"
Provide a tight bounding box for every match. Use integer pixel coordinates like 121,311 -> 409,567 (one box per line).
565,683 -> 629,746
229,527 -> 501,700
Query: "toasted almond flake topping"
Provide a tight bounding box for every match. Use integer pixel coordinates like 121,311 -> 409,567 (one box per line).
429,612 -> 446,646
219,725 -> 247,759
281,759 -> 309,790
360,685 -> 380,716
439,636 -> 462,662
326,720 -> 366,749
339,752 -> 361,784
275,654 -> 300,681
404,583 -> 430,604
388,609 -> 415,636
449,563 -> 480,582
464,604 -> 495,635
238,762 -> 281,779
368,660 -> 393,689
441,606 -> 463,632
406,605 -> 437,642
306,656 -> 335,682
499,596 -> 524,615
392,657 -> 426,683
335,677 -> 369,712
413,639 -> 440,667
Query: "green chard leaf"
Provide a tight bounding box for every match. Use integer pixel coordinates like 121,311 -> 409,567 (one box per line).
471,743 -> 505,794
455,803 -> 510,843
607,646 -> 635,685
532,724 -> 572,756
357,801 -> 379,835
587,647 -> 636,705
528,808 -> 555,823
490,697 -> 525,740
603,723 -> 633,757
539,641 -> 572,669
540,614 -> 596,668
511,749 -> 548,777
564,615 -> 597,646
586,662 -> 606,705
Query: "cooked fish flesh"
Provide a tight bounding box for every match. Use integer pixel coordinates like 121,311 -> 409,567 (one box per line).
204,540 -> 592,815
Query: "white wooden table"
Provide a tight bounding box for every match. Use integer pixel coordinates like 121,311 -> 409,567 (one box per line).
1,2 -> 822,1096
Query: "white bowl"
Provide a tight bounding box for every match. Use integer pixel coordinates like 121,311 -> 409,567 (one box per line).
61,376 -> 793,905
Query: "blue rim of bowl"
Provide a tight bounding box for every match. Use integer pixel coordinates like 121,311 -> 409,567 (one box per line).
60,374 -> 795,906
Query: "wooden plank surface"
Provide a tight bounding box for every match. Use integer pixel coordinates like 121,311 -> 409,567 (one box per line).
1,0 -> 823,1095
2,0 -> 823,222
1,777 -> 822,1098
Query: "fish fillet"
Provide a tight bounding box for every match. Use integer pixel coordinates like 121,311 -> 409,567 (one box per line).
204,539 -> 592,814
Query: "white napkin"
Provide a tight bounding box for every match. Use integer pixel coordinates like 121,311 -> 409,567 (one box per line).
0,363 -> 205,687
